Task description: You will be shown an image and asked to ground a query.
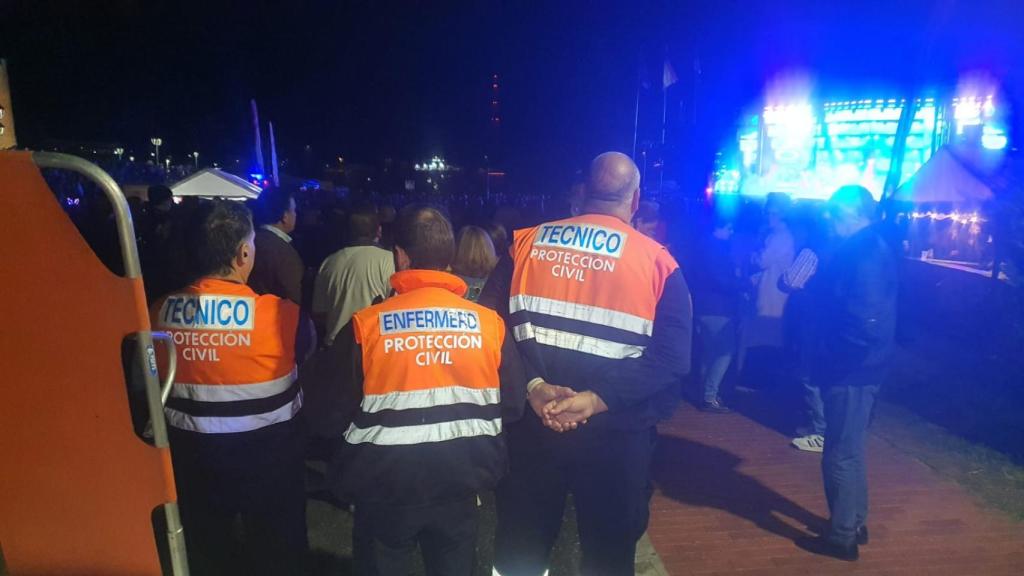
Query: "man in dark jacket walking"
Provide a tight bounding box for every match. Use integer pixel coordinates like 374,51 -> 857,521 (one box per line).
799,185 -> 898,561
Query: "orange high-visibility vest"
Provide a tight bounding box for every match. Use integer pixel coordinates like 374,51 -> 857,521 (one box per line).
510,213 -> 678,360
345,269 -> 505,447
152,277 -> 301,434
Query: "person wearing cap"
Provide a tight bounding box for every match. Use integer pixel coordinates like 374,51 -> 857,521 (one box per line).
481,152 -> 693,575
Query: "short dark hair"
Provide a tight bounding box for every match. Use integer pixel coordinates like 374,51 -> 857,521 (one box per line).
255,188 -> 294,226
349,208 -> 380,243
148,185 -> 173,206
485,221 -> 509,257
828,185 -> 877,221
187,200 -> 253,278
394,205 -> 454,271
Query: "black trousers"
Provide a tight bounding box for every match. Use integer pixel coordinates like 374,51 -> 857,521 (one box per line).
169,420 -> 308,576
354,496 -> 479,576
494,413 -> 656,576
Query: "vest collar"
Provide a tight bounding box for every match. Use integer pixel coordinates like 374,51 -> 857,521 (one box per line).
390,269 -> 468,297
193,276 -> 255,295
577,212 -> 632,229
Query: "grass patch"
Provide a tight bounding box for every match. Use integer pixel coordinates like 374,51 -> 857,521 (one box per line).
873,401 -> 1024,521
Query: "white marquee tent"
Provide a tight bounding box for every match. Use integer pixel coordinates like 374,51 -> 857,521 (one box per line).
171,168 -> 261,200
894,146 -> 994,204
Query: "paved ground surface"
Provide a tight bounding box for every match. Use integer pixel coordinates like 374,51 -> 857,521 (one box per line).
5,397 -> 1021,576
647,401 -> 1024,576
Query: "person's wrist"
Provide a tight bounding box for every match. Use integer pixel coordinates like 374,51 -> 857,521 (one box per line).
527,377 -> 546,396
584,391 -> 609,413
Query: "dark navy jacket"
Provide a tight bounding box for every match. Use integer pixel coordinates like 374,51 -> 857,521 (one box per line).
813,224 -> 898,385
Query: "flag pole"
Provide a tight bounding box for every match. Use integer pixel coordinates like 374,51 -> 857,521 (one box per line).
661,85 -> 668,146
632,85 -> 641,160
660,84 -> 668,193
659,57 -> 677,194
269,121 -> 280,187
250,99 -> 265,176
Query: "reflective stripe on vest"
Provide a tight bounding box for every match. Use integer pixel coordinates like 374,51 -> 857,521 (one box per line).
345,270 -> 504,448
510,294 -> 653,337
151,278 -> 302,434
345,417 -> 502,446
360,385 -> 500,413
169,367 -> 297,402
512,323 -> 645,359
166,388 -> 303,434
509,214 -> 678,361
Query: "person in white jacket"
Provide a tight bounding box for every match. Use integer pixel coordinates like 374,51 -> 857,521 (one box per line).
753,194 -> 796,319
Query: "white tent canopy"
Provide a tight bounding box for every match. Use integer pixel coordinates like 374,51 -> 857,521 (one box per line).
894,146 -> 994,204
171,168 -> 261,200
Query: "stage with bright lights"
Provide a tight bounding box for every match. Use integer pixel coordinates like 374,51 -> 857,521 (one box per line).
712,94 -> 1008,201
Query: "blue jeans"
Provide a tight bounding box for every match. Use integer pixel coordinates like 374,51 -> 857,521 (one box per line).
697,315 -> 735,403
821,381 -> 880,546
802,377 -> 826,436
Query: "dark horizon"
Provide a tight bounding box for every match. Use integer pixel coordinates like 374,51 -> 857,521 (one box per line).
2,0 -> 1022,194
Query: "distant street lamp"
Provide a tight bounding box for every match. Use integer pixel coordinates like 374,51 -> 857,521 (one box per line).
192,151 -> 200,169
114,147 -> 125,161
164,157 -> 171,171
150,137 -> 163,164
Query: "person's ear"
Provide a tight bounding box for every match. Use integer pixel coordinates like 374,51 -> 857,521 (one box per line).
376,225 -> 382,242
393,245 -> 411,271
238,241 -> 252,268
631,188 -> 641,215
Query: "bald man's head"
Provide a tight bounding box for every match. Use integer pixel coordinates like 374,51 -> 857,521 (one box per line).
583,152 -> 641,220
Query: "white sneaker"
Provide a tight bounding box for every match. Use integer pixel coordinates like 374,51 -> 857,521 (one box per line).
791,434 -> 825,453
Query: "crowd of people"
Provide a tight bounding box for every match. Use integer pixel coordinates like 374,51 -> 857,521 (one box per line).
54,149 -> 898,574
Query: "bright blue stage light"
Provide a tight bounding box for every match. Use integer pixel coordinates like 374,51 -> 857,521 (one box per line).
981,125 -> 1008,150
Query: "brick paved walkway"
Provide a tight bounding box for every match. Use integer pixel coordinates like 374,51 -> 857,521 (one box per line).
647,403 -> 1024,575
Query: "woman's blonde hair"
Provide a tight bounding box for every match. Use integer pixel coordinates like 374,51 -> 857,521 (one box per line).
452,225 -> 498,279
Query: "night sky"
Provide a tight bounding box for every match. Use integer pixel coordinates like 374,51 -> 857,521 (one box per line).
2,0 -> 1022,193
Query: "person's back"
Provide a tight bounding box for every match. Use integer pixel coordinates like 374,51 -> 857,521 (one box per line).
690,221 -> 741,319
506,211 -> 682,428
311,209 -> 395,345
754,194 -> 795,318
690,218 -> 741,412
798,185 -> 898,561
815,222 -> 898,377
341,279 -> 509,503
249,188 -> 304,305
330,206 -> 525,574
149,200 -> 308,575
452,225 -> 498,303
482,152 -> 692,575
755,223 -> 795,317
